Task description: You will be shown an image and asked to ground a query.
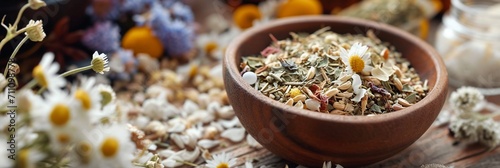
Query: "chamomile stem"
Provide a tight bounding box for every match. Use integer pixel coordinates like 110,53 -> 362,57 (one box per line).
59,65 -> 93,77
22,79 -> 37,90
4,36 -> 28,76
13,5 -> 29,32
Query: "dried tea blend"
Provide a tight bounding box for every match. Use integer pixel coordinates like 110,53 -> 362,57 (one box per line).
240,27 -> 428,115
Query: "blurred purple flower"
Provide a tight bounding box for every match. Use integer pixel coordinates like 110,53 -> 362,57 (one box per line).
159,20 -> 194,56
82,21 -> 121,54
123,0 -> 155,14
165,1 -> 194,23
86,0 -> 122,21
109,49 -> 138,81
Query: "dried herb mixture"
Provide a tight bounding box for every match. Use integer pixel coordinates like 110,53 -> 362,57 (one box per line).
240,27 -> 428,115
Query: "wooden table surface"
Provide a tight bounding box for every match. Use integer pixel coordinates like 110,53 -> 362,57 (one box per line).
212,116 -> 500,168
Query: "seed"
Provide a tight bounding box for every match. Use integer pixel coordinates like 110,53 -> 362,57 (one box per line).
336,92 -> 353,98
333,102 -> 345,110
292,94 -> 307,102
344,103 -> 354,112
338,81 -> 352,91
324,88 -> 340,98
393,78 -> 403,92
305,66 -> 316,80
392,103 -> 405,111
294,100 -> 304,109
368,77 -> 381,86
397,98 -> 412,107
330,110 -> 347,115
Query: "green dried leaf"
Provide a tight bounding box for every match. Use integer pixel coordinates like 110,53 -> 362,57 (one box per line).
405,93 -> 417,104
370,104 -> 382,113
402,84 -> 413,92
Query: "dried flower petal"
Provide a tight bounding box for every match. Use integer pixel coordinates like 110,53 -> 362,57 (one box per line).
221,127 -> 246,142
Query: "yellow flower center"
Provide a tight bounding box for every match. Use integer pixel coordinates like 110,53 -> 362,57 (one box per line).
32,65 -> 48,87
50,104 -> 71,126
289,88 -> 302,98
216,163 -> 229,168
348,55 -> 365,73
75,89 -> 91,110
100,137 -> 119,158
18,149 -> 29,168
100,91 -> 113,107
233,4 -> 262,29
204,42 -> 218,54
57,133 -> 71,143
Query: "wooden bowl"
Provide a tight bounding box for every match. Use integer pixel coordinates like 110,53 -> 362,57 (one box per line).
223,16 -> 448,167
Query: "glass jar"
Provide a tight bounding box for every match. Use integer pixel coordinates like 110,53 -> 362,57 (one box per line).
435,0 -> 500,95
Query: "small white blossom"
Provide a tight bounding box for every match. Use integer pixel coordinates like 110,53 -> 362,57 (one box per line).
449,86 -> 484,112
25,20 -> 46,41
206,152 -> 237,168
449,117 -> 480,143
91,51 -> 110,74
476,119 -> 500,148
339,42 -> 373,74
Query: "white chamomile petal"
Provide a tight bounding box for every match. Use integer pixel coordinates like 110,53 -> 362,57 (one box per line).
179,147 -> 201,162
246,134 -> 262,148
221,127 -> 246,142
219,117 -> 241,129
198,139 -> 220,149
351,74 -> 366,102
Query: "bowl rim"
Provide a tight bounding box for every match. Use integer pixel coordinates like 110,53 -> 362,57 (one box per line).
224,15 -> 448,124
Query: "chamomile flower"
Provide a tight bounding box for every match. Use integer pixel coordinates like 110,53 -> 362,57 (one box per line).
32,91 -> 89,152
351,74 -> 367,102
16,149 -> 45,168
25,20 -> 46,42
206,152 -> 237,168
72,77 -> 101,114
83,124 -> 136,168
339,42 -> 373,74
449,86 -> 484,112
32,52 -> 66,92
96,84 -> 116,107
17,89 -> 43,115
91,51 -> 110,74
197,33 -> 223,59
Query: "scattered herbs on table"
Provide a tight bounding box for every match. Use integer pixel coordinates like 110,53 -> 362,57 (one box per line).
240,27 -> 428,115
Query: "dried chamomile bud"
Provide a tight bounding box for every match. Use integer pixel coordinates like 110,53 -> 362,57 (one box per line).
449,86 -> 484,112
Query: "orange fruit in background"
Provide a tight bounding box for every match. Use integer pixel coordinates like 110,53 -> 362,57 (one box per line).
122,26 -> 164,58
277,0 -> 323,18
233,4 -> 262,29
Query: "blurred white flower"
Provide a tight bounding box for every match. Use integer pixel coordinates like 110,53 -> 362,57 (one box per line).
32,52 -> 66,91
72,77 -> 101,113
16,149 -> 45,168
0,136 -> 13,167
206,152 -> 237,168
449,86 -> 484,112
84,124 -> 136,168
0,74 -> 7,90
